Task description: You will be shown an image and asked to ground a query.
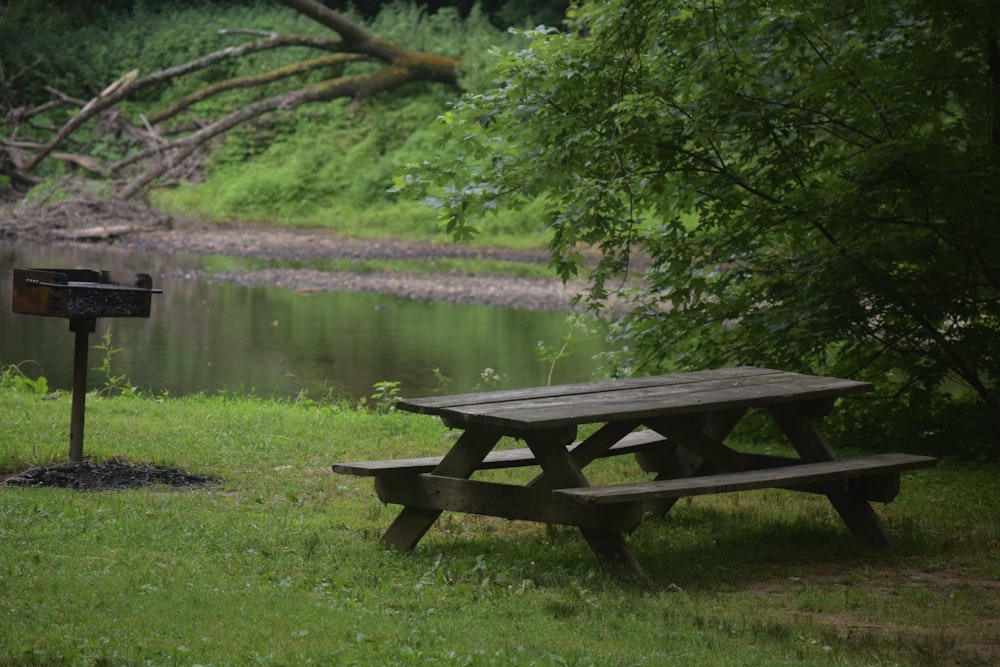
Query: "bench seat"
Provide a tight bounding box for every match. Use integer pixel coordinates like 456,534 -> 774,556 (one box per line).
553,453 -> 937,504
332,429 -> 667,477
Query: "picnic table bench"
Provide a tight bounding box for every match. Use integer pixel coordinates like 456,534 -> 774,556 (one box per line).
334,366 -> 936,577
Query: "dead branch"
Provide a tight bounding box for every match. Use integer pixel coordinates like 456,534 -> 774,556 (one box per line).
119,62 -> 441,199
147,52 -> 370,125
20,31 -> 351,173
2,0 -> 461,201
50,152 -> 109,175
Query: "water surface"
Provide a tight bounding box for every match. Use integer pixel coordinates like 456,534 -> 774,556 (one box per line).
1,240 -> 611,400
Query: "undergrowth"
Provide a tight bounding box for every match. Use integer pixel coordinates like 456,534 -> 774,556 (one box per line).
4,0 -> 545,246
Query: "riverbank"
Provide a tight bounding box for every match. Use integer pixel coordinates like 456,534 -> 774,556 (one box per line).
2,196 -> 601,311
117,222 -> 593,311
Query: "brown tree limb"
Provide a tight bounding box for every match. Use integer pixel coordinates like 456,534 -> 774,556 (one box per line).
278,0 -> 461,80
21,31 -> 350,173
50,152 -> 109,175
7,0 -> 461,199
147,52 -> 371,125
118,61 -> 449,199
279,0 -> 402,62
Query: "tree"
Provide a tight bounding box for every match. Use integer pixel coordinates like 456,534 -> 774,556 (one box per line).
403,0 -> 1000,453
1,0 -> 460,199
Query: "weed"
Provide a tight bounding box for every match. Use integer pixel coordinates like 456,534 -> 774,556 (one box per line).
92,328 -> 136,397
431,367 -> 451,395
369,380 -> 402,413
0,363 -> 49,395
477,367 -> 507,390
535,313 -> 601,386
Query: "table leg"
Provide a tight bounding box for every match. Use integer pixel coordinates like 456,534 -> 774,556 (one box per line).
769,405 -> 892,547
527,420 -> 641,489
527,436 -> 646,579
380,428 -> 501,551
640,409 -> 747,516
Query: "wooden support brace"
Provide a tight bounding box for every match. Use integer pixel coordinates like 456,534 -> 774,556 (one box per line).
374,475 -> 643,533
378,428 -> 500,551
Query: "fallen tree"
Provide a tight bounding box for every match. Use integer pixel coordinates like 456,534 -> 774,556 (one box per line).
0,0 -> 461,199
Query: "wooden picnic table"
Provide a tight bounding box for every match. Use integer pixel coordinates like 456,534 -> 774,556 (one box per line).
334,366 -> 936,577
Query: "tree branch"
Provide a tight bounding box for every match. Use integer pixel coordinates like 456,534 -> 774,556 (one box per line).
147,52 -> 370,125
117,62 -> 442,199
4,0 -> 461,199
21,31 -> 350,173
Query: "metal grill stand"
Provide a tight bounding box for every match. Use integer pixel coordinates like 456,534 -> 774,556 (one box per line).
11,269 -> 162,462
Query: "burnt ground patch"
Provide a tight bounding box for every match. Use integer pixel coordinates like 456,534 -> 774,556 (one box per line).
1,457 -> 218,491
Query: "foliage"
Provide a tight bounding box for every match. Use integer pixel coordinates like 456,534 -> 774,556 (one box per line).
0,0 -> 547,241
0,380 -> 998,665
1,0 -> 291,106
92,328 -> 138,397
367,379 -> 403,413
151,5 -> 546,243
401,0 -> 1000,454
0,0 -> 556,242
3,0 -> 476,201
156,92 -> 555,243
0,0 -> 565,107
0,363 -> 48,395
535,313 -> 602,386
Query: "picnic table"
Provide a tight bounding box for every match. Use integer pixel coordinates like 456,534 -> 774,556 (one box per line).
334,366 -> 936,577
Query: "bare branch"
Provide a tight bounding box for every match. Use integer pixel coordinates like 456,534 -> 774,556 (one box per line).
118,61 -> 442,199
5,0 -> 461,199
147,52 -> 370,125
218,28 -> 277,39
278,0 -> 461,79
50,152 -> 109,175
21,32 -> 349,173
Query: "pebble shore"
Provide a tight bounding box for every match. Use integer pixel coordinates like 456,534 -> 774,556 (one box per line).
115,225 -> 594,311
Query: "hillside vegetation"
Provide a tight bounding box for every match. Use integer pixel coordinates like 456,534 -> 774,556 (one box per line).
0,0 -> 552,245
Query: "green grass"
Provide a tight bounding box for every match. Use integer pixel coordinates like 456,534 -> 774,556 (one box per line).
1,379 -> 998,666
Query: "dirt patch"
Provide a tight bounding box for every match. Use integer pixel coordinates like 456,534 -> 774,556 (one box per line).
1,457 -> 217,491
741,562 -> 1000,665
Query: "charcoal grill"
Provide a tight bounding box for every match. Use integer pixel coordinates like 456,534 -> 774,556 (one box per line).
11,268 -> 162,462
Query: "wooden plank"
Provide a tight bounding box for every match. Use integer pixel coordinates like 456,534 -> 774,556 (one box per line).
553,454 -> 937,504
397,366 -> 778,412
403,367 -> 868,413
397,368 -> 873,431
473,374 -> 872,429
332,429 -> 667,477
374,475 -> 643,533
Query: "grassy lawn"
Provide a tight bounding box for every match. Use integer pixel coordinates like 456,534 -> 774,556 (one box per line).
1,383 -> 997,666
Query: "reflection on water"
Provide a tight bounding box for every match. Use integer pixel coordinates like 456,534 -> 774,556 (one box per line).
0,240 -> 611,400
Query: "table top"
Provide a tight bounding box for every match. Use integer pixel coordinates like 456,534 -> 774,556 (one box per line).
396,366 -> 873,432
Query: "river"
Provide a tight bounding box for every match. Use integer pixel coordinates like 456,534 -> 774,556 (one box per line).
0,240 -> 612,401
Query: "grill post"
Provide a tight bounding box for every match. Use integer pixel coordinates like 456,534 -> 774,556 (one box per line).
69,317 -> 96,463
